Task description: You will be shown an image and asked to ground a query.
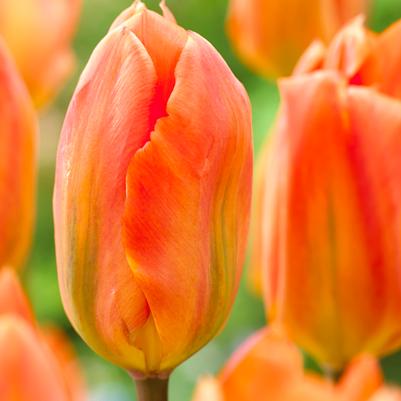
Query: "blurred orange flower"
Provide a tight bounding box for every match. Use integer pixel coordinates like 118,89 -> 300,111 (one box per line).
54,0 -> 252,377
0,269 -> 86,401
226,0 -> 368,79
43,328 -> 86,401
0,0 -> 81,107
0,40 -> 36,271
253,17 -> 401,370
192,327 -> 398,401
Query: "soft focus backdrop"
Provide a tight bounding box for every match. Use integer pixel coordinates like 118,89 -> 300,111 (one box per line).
24,0 -> 401,400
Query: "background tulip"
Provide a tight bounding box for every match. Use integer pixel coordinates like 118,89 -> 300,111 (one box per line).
226,0 -> 368,79
0,269 -> 86,401
0,0 -> 81,107
192,327 -> 384,401
0,317 -> 71,401
43,328 -> 87,401
255,32 -> 401,368
54,0 -> 252,382
0,40 -> 36,271
219,327 -> 310,401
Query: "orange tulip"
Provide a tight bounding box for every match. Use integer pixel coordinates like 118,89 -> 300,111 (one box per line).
0,317 -> 72,401
254,17 -> 401,371
219,327 -> 315,401
192,327 -> 385,401
226,0 -> 368,79
0,0 -> 81,107
43,328 -> 87,401
54,0 -> 253,378
0,39 -> 36,270
0,269 -> 86,401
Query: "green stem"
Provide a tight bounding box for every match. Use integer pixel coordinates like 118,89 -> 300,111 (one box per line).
134,377 -> 169,401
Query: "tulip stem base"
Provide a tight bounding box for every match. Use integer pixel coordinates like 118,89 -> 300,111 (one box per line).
134,377 -> 169,401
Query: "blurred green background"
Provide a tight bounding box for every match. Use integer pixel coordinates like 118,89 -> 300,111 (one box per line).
24,0 -> 401,400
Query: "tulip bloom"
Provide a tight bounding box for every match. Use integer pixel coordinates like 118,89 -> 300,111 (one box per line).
0,0 -> 81,107
0,269 -> 86,401
226,0 -> 367,79
54,1 -> 252,378
192,327 -> 385,401
0,40 -> 36,270
254,18 -> 401,370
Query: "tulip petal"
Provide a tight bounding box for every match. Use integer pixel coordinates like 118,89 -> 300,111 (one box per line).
358,20 -> 401,100
0,317 -> 68,401
42,327 -> 86,401
123,32 -> 252,370
293,40 -> 326,75
324,16 -> 372,79
219,327 -> 303,401
0,40 -> 36,270
249,140 -> 273,296
54,27 -> 160,371
54,6 -> 194,373
115,6 -> 188,130
346,87 -> 401,356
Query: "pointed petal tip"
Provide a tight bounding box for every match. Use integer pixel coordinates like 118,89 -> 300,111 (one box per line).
160,0 -> 177,23
133,0 -> 146,11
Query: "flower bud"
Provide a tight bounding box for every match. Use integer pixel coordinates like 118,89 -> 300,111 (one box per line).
54,1 -> 253,377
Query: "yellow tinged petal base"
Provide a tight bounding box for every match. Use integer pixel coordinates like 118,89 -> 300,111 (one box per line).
131,315 -> 163,375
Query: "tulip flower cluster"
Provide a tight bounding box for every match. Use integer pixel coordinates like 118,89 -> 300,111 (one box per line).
4,0 -> 401,400
52,1 -> 401,400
